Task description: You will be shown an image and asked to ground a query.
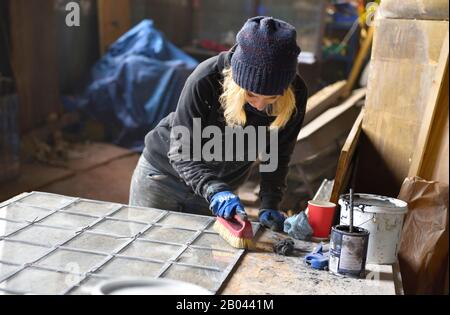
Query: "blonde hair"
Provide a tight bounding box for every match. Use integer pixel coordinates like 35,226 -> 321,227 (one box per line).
219,68 -> 296,129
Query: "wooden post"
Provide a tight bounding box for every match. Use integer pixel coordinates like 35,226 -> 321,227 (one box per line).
331,109 -> 365,204
408,32 -> 449,180
97,0 -> 132,55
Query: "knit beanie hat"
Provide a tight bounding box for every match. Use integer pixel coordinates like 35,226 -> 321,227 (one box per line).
231,16 -> 301,96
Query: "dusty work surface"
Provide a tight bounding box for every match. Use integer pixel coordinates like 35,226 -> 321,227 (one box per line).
221,229 -> 403,295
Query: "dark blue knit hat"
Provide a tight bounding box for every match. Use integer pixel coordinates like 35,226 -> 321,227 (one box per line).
231,16 -> 301,96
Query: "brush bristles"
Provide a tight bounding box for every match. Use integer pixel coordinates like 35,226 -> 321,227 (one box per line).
213,220 -> 253,249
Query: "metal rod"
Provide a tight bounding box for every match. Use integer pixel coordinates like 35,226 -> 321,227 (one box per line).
349,189 -> 354,233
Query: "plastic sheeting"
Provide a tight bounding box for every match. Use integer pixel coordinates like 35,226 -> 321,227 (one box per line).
398,177 -> 449,294
65,20 -> 198,151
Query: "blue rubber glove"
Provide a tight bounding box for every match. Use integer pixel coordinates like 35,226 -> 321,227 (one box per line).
259,209 -> 286,232
209,191 -> 246,219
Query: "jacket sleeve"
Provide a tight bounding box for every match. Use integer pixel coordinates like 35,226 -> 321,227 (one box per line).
259,79 -> 308,210
168,76 -> 231,202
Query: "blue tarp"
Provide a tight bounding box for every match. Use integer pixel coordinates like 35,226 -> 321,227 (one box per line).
65,20 -> 198,151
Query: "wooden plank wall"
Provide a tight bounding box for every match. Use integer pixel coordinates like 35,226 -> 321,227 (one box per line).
9,0 -> 61,133
355,17 -> 449,196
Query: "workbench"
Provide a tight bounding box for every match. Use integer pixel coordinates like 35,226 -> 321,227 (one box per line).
0,192 -> 403,295
222,228 -> 403,295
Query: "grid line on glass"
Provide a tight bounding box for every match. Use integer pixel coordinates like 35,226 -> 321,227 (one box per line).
0,262 -> 21,284
0,219 -> 31,239
57,210 -> 168,294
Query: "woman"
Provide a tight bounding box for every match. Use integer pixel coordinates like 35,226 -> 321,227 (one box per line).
130,16 -> 308,231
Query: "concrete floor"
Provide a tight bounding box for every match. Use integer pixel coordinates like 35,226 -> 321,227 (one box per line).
43,154 -> 139,204
0,143 -> 139,205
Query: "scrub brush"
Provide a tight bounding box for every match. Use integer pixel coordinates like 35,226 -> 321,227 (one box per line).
214,211 -> 254,249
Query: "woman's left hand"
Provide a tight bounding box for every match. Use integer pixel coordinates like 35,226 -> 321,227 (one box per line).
258,209 -> 286,232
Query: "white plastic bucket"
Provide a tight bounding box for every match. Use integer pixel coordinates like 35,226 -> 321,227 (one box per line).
339,193 -> 408,264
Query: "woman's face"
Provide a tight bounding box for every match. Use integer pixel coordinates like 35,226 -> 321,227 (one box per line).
245,91 -> 281,111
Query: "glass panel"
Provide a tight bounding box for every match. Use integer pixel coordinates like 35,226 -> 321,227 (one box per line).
9,225 -> 77,247
89,219 -> 145,237
0,262 -> 19,279
68,276 -> 106,295
158,213 -> 210,230
0,240 -> 49,264
65,232 -> 127,253
192,232 -> 236,251
140,226 -> 196,244
111,206 -> 165,223
96,257 -> 163,278
61,200 -> 118,217
35,249 -> 107,274
0,267 -> 77,294
39,212 -> 97,230
178,247 -> 235,270
119,241 -> 180,261
162,264 -> 221,292
17,192 -> 75,210
0,204 -> 51,223
0,220 -> 27,237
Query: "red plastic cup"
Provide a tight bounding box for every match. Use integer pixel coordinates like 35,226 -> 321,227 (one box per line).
307,200 -> 336,239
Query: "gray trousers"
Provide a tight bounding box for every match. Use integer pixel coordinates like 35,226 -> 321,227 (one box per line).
129,155 -> 211,216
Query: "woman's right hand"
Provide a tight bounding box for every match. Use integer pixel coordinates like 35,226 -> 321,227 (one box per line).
209,191 -> 246,219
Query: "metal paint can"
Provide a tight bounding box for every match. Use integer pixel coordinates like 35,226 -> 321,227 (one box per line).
329,225 -> 370,278
339,193 -> 408,264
